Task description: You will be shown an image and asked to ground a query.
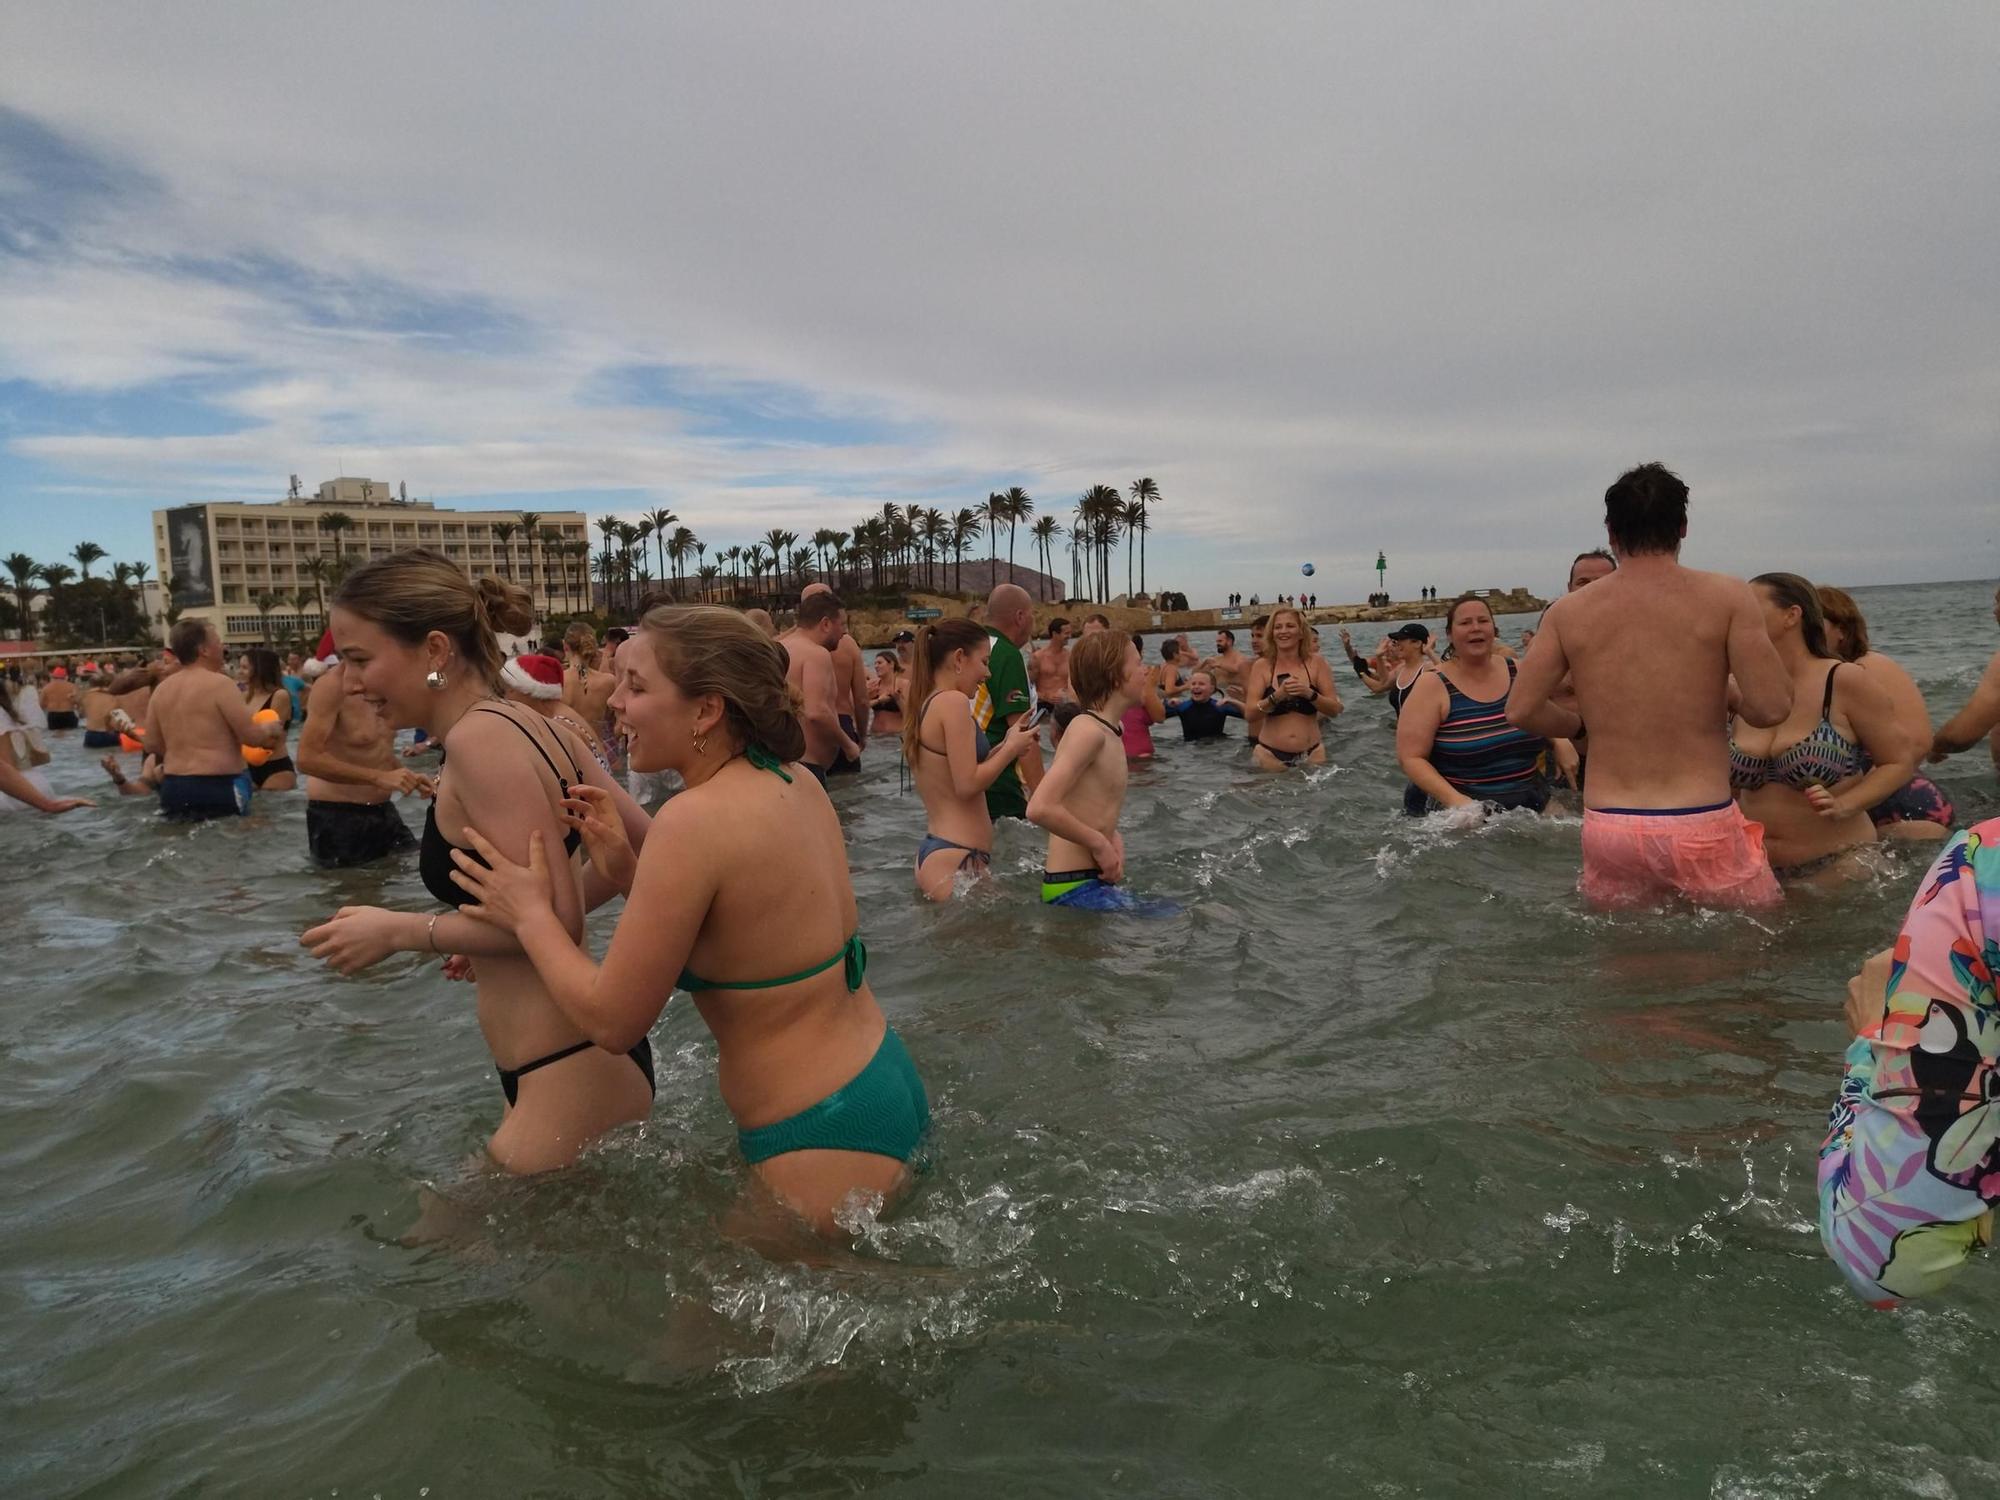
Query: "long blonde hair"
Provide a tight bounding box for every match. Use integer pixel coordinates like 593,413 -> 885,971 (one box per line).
1260,606 -> 1308,663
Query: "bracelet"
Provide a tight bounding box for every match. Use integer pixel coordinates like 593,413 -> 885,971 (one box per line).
426,913 -> 441,953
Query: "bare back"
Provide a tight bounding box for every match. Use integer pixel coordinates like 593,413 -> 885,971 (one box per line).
1538,563 -> 1780,810
145,667 -> 260,776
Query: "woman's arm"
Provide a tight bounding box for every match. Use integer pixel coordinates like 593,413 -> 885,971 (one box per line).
1244,661 -> 1273,735
1817,668 -> 1917,817
1308,657 -> 1343,719
455,801 -> 717,1051
1396,675 -> 1472,808
0,758 -> 90,813
1142,672 -> 1166,725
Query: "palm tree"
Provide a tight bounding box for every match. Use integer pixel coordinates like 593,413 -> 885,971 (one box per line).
71,541 -> 107,581
316,510 -> 355,566
761,530 -> 796,606
254,590 -> 284,643
668,526 -> 696,596
161,575 -> 185,628
538,527 -> 563,611
595,515 -> 622,607
984,492 -> 1004,577
1121,498 -> 1148,601
36,562 -> 75,637
1127,478 -> 1160,596
517,512 -> 542,606
292,587 -> 318,632
914,509 -> 945,591
696,563 -> 720,603
741,544 -> 770,606
5,553 -> 39,640
948,508 -> 981,595
300,555 -> 330,622
1029,516 -> 1062,600
490,521 -> 517,579
616,522 -> 644,614
129,558 -> 151,600
592,553 -> 618,616
1081,484 -> 1124,600
643,507 -> 674,586
1000,487 -> 1033,581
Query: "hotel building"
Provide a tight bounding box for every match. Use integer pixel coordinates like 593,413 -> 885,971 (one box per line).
151,479 -> 591,645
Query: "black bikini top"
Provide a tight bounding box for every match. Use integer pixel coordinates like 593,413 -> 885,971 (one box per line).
419,706 -> 584,908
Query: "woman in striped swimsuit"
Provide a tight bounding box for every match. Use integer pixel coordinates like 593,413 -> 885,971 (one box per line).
1397,595 -> 1560,816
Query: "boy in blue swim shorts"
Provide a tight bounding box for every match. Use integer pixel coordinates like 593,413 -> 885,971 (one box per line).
1029,629 -> 1178,915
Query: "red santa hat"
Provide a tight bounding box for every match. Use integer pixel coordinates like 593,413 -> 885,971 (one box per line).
300,629 -> 340,681
500,652 -> 564,700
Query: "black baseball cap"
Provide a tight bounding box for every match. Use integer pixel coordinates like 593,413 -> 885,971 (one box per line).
892,629 -> 915,643
1388,623 -> 1430,642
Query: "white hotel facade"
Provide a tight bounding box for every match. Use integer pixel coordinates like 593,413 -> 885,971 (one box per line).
151,478 -> 589,646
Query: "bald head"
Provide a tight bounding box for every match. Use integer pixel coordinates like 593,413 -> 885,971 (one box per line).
801,581 -> 831,600
744,607 -> 776,637
987,584 -> 1033,647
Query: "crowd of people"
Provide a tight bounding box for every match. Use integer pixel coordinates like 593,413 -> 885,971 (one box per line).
6,462 -> 2000,1298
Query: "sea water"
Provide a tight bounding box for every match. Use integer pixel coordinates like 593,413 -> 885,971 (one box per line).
4,579 -> 1998,1497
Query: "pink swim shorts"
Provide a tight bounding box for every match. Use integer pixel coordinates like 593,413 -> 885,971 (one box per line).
1580,801 -> 1781,910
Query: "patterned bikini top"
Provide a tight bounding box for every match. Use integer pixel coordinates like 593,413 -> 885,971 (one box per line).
1729,664 -> 1864,792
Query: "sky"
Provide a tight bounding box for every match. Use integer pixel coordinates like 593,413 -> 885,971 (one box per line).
1,3 -> 1996,606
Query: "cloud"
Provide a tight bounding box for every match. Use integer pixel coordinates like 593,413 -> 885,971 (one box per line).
1,5 -> 1997,592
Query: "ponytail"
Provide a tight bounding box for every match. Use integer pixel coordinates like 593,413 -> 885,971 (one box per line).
901,618 -> 988,766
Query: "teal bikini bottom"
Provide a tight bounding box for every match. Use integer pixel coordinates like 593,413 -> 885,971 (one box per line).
737,1025 -> 930,1166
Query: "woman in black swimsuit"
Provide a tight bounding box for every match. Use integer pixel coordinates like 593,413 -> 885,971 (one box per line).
238,648 -> 298,791
300,550 -> 657,1174
1244,606 -> 1342,769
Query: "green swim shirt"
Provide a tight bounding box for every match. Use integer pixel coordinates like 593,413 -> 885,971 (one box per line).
974,627 -> 1032,821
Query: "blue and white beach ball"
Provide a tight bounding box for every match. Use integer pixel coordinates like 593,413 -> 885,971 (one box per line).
1300,562 -> 1316,577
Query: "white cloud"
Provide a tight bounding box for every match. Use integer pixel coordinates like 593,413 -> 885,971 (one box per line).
1,3 -> 1997,594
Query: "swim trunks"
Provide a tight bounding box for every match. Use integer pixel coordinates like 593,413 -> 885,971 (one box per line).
1578,801 -> 1781,910
307,799 -> 417,868
158,771 -> 253,822
1404,781 -> 1550,818
736,1025 -> 930,1166
44,711 -> 78,730
82,729 -> 122,749
831,714 -> 862,774
1819,818 -> 2000,1306
1040,868 -> 1183,916
1868,774 -> 1955,831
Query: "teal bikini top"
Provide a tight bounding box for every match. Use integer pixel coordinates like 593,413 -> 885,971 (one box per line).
674,742 -> 868,994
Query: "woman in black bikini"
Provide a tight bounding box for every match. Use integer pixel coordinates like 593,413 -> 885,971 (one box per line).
868,650 -> 907,737
904,619 -> 1040,901
1244,606 -> 1341,770
300,550 -> 657,1174
238,648 -> 298,792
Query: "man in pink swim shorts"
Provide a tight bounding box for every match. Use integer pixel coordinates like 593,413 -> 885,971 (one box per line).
1507,462 -> 1796,909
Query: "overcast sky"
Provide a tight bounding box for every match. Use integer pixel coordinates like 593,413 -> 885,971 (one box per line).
2,3 -> 1996,604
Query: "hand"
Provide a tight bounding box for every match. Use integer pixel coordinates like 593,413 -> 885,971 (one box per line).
1845,948 -> 1894,1037
1003,718 -> 1042,759
1551,739 -> 1581,789
1803,784 -> 1844,819
43,796 -> 95,814
1092,830 -> 1127,884
441,953 -> 476,983
301,906 -> 407,975
375,766 -> 436,798
560,784 -> 637,892
1926,742 -> 1954,765
450,826 -> 554,933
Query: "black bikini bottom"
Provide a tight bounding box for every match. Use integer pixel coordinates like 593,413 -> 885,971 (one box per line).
498,1036 -> 656,1107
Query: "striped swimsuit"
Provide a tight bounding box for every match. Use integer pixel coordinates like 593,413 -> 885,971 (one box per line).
1422,660 -> 1550,811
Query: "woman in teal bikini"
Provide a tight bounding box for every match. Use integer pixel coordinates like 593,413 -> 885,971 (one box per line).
449,604 -> 929,1237
904,618 -> 1042,901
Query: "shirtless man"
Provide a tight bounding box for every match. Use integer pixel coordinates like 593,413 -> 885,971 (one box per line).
1032,618 -> 1074,702
295,649 -> 429,866
1027,629 -> 1155,910
40,670 -> 78,730
780,590 -> 860,783
1199,627 -> 1253,702
803,582 -> 869,770
1508,462 -> 1793,909
1926,585 -> 2000,772
143,618 -> 284,821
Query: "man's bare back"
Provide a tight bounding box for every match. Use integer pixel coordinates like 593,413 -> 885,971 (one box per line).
1511,558 -> 1790,810
780,630 -> 846,770
145,667 -> 271,776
